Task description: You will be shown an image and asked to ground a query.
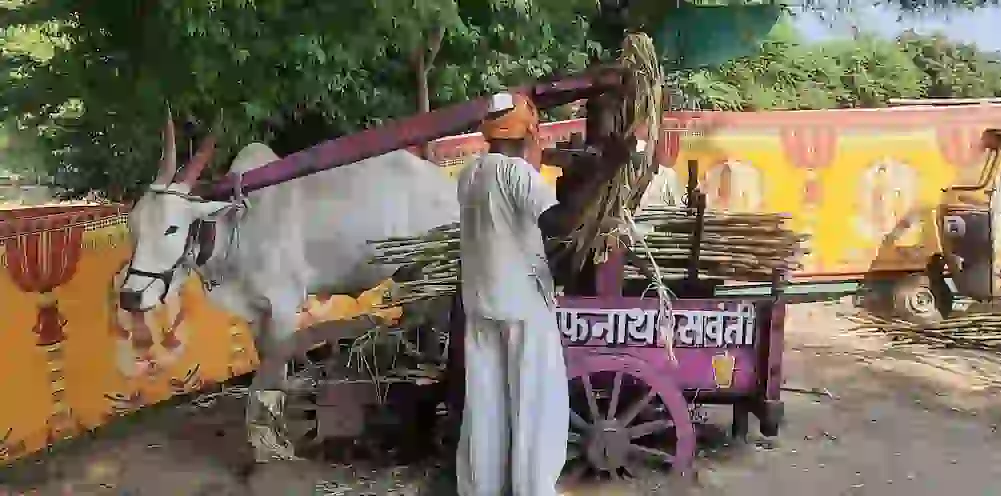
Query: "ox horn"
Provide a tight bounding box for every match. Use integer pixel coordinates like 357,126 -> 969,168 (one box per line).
153,106 -> 177,185
177,121 -> 219,186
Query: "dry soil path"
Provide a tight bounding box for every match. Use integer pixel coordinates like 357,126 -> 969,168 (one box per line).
2,300 -> 999,495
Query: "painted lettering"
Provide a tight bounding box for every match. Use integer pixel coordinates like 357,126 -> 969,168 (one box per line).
558,303 -> 756,348
670,303 -> 755,347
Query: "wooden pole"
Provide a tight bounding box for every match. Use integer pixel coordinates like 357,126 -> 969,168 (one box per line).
443,288 -> 465,451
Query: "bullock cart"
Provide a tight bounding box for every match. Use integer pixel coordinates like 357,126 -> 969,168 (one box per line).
549,158 -> 787,481
268,139 -> 787,485
402,155 -> 788,481
198,63 -> 789,482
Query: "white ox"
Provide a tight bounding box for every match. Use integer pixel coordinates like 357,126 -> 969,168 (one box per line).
118,113 -> 459,461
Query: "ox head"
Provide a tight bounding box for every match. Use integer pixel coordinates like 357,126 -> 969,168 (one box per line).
118,109 -> 233,312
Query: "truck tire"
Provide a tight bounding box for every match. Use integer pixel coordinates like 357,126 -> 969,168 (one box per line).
891,274 -> 942,325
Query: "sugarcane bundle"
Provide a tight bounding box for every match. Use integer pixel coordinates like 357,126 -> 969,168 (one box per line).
370,206 -> 809,305
369,222 -> 460,307
564,32 -> 665,272
847,312 -> 1001,353
622,204 -> 810,282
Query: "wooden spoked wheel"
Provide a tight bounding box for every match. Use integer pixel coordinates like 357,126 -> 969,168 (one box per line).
563,369 -> 695,483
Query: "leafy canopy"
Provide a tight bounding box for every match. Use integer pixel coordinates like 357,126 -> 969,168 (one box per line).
0,0 -> 601,199
1,0 -> 1000,197
680,21 -> 1001,110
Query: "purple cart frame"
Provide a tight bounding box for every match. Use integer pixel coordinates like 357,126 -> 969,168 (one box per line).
555,245 -> 786,481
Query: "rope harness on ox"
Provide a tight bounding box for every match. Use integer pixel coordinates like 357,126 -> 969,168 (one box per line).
122,175 -> 249,303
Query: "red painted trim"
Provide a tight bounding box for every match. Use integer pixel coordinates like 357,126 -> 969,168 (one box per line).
429,105 -> 1001,163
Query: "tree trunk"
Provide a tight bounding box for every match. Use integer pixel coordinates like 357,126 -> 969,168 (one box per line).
591,0 -> 630,58
415,26 -> 445,160
417,52 -> 432,159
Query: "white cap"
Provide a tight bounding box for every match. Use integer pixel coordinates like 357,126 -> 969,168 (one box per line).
487,92 -> 515,114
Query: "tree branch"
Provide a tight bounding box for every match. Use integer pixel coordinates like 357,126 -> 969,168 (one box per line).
424,24 -> 446,74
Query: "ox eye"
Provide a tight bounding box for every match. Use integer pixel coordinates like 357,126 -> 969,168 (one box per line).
164,226 -> 179,235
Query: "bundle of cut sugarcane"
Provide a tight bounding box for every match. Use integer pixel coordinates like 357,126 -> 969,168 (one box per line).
622,205 -> 811,282
369,223 -> 460,306
846,312 -> 1001,353
370,204 -> 809,306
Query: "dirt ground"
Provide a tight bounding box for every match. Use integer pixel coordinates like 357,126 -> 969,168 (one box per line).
2,299 -> 1000,495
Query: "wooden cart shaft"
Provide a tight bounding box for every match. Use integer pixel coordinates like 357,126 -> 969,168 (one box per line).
205,67 -> 624,200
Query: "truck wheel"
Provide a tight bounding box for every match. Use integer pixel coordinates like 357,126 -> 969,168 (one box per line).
891,274 -> 942,324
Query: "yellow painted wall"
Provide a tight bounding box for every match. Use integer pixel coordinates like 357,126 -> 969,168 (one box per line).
659,108 -> 996,278
671,132 -> 956,276
434,108 -> 990,278
0,211 -> 402,464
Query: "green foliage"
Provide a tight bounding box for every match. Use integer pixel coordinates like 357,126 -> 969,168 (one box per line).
682,23 -> 1001,110
0,0 -> 601,200
0,121 -> 50,182
2,0 -> 1001,199
898,31 -> 1001,97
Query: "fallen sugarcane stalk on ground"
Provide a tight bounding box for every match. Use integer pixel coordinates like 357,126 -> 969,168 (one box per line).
847,312 -> 1001,352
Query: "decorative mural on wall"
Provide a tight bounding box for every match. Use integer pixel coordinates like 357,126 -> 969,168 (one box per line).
1,211 -> 101,443
936,124 -> 986,169
638,166 -> 683,209
658,114 -> 700,167
106,259 -> 216,414
779,123 -> 838,208
779,123 -> 838,272
0,206 -> 405,464
703,159 -> 763,212
855,159 -> 919,244
109,264 -> 190,379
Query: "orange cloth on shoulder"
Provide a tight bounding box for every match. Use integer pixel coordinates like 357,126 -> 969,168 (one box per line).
480,94 -> 539,140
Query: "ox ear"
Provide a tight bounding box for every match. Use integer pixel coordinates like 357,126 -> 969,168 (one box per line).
190,200 -> 233,220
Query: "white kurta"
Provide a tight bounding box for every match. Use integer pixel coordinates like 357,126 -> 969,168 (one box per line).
455,153 -> 569,496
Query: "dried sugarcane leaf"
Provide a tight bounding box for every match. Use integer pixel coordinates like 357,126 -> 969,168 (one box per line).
565,32 -> 664,271
852,310 -> 1001,353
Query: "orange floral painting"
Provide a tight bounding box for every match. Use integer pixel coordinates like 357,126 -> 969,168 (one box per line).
0,206 -> 402,464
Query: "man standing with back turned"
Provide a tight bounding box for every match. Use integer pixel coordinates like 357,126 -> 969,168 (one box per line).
455,92 -> 624,496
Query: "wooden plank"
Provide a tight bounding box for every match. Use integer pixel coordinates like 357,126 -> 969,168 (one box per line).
205,68 -> 624,199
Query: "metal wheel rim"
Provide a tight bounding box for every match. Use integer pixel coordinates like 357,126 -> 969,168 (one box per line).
904,286 -> 936,317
